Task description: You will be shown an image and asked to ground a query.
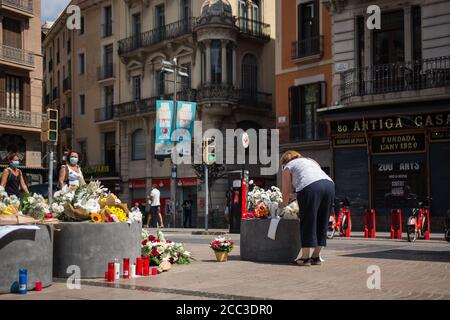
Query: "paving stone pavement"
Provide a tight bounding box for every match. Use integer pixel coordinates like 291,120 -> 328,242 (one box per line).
1,230 -> 449,300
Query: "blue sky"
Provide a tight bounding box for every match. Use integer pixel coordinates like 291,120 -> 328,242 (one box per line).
41,0 -> 71,22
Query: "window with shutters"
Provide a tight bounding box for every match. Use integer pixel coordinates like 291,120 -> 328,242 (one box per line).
2,17 -> 22,49
292,0 -> 321,59
5,75 -> 23,114
132,129 -> 146,161
289,82 -> 327,142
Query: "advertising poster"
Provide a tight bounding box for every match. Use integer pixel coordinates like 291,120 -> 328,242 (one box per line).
155,100 -> 175,156
174,101 -> 197,156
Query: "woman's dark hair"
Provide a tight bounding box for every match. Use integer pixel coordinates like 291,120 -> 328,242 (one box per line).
8,153 -> 19,162
69,151 -> 80,159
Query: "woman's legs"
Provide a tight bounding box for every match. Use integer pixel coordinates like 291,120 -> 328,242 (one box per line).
313,181 -> 335,259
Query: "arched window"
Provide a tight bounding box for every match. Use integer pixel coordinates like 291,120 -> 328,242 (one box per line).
131,129 -> 146,160
241,54 -> 258,94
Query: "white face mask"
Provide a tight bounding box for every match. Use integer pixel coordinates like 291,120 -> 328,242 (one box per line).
70,157 -> 79,165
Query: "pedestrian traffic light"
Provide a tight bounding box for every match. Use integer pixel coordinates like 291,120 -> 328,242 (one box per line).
41,108 -> 58,144
203,138 -> 216,165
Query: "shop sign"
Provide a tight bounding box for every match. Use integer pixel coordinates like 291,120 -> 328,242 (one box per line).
82,165 -> 110,175
331,112 -> 450,134
128,179 -> 146,189
431,130 -> 450,141
372,133 -> 425,154
334,136 -> 367,146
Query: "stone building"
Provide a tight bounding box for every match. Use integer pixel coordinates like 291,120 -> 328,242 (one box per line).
0,0 -> 45,184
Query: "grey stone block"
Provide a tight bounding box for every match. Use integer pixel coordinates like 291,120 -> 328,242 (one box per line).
240,219 -> 301,263
53,222 -> 141,279
0,224 -> 53,294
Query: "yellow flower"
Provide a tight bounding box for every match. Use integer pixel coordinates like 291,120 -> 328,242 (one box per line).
3,205 -> 17,215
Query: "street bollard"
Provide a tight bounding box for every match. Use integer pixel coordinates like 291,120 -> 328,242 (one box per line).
364,209 -> 376,238
390,209 -> 402,240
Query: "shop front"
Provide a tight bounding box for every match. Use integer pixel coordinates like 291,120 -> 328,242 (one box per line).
330,110 -> 450,232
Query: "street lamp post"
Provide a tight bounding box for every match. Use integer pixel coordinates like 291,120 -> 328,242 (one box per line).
161,58 -> 189,228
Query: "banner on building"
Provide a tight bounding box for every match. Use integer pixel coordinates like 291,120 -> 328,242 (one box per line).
155,100 -> 175,156
174,101 -> 197,156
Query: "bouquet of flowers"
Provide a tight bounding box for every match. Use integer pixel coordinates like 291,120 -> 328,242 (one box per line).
210,236 -> 234,253
0,186 -> 21,215
21,193 -> 52,220
141,227 -> 192,268
247,186 -> 283,219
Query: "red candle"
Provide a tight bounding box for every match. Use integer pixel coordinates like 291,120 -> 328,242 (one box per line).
151,267 -> 157,276
136,257 -> 143,276
104,272 -> 109,281
123,258 -> 130,279
108,262 -> 115,282
35,282 -> 43,291
143,256 -> 150,276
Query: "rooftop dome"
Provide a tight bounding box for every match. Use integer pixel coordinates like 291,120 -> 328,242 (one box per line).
200,0 -> 232,18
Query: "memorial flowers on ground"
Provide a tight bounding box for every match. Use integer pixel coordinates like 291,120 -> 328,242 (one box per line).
246,186 -> 283,219
210,236 -> 234,253
141,227 -> 192,269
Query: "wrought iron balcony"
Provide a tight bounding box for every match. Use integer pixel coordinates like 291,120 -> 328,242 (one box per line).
118,18 -> 196,55
238,90 -> 272,109
94,105 -> 114,122
63,77 -> 71,92
291,35 -> 323,61
0,0 -> 33,14
197,84 -> 239,102
0,108 -> 45,129
290,121 -> 328,142
0,44 -> 34,68
60,116 -> 72,130
97,64 -> 115,81
113,98 -> 157,118
340,56 -> 450,101
236,18 -> 270,41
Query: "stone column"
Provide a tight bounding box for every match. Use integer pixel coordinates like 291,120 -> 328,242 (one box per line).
404,7 -> 413,63
205,40 -> 212,84
232,43 -> 237,87
194,46 -> 202,87
221,40 -> 228,84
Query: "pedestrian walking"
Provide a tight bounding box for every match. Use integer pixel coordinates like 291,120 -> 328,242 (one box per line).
280,150 -> 335,266
146,184 -> 164,228
182,195 -> 193,228
0,153 -> 29,197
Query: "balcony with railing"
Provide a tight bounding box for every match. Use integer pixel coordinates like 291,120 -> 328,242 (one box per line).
118,18 -> 196,56
94,105 -> 114,122
60,116 -> 72,130
236,18 -> 270,42
0,108 -> 45,129
238,90 -> 272,110
0,0 -> 33,16
197,84 -> 238,102
97,64 -> 115,81
63,77 -> 71,93
290,121 -> 328,143
291,35 -> 323,62
340,56 -> 450,103
0,44 -> 34,68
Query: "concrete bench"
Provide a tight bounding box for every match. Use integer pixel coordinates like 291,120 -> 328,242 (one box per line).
240,219 -> 301,263
0,224 -> 53,294
53,222 -> 141,278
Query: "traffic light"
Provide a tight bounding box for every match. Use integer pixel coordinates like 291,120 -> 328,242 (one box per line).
203,138 -> 216,165
41,108 -> 58,143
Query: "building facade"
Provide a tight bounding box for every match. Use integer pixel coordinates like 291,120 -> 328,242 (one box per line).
44,0 -> 276,228
0,0 -> 45,184
320,0 -> 450,231
275,0 -> 334,176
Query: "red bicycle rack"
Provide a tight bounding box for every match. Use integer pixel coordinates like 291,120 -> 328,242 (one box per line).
364,209 -> 376,238
390,209 -> 402,239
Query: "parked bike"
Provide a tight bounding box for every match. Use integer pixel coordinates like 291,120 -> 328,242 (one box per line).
327,198 -> 351,239
445,209 -> 450,242
407,196 -> 431,242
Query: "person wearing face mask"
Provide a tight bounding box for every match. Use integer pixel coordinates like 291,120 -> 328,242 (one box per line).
57,151 -> 86,190
1,153 -> 29,197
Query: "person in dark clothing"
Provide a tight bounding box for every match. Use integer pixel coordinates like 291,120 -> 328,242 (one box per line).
280,150 -> 335,267
1,153 -> 29,197
182,196 -> 193,228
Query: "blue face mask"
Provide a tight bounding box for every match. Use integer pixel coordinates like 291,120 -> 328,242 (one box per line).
11,160 -> 20,168
69,157 -> 78,165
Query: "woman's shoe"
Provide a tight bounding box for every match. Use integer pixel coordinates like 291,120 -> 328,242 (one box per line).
295,258 -> 311,266
311,257 -> 322,266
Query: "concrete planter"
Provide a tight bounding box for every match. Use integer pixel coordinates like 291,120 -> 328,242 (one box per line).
53,222 -> 141,279
0,224 -> 53,294
240,219 -> 301,263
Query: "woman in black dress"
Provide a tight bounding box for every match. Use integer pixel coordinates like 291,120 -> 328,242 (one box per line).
1,153 -> 29,197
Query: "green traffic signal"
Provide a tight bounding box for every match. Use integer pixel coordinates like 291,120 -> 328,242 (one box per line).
49,131 -> 58,142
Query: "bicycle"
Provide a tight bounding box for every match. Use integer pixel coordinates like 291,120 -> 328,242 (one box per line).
407,196 -> 432,242
327,198 -> 351,239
